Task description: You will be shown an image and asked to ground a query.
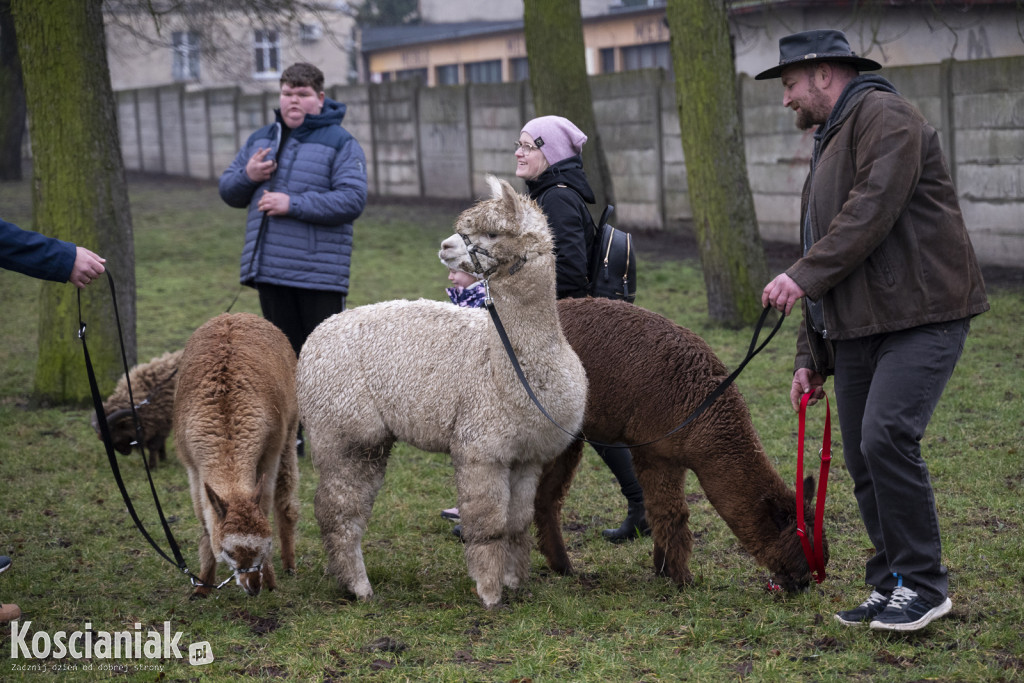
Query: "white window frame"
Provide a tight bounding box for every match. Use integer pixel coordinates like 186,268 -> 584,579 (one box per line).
172,30 -> 200,82
254,28 -> 281,79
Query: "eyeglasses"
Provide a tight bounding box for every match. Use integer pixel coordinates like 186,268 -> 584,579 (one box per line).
513,140 -> 540,155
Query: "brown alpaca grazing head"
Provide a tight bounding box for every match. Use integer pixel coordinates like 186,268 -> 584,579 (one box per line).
762,476 -> 830,593
205,478 -> 274,597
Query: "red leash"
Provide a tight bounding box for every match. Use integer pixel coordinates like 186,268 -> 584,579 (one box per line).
796,391 -> 831,583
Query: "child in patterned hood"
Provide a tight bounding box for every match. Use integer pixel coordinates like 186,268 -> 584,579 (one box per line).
446,267 -> 486,308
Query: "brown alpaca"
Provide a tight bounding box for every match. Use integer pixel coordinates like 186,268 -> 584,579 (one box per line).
173,313 -> 300,598
534,298 -> 827,592
91,350 -> 183,468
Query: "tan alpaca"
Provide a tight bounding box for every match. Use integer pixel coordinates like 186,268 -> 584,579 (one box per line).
297,176 -> 587,609
534,298 -> 828,593
173,313 -> 300,598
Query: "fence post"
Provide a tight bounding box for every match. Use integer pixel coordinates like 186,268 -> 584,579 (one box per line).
465,83 -> 474,197
939,58 -> 957,189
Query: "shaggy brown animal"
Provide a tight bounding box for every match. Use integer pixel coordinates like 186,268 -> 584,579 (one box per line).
91,350 -> 182,468
173,313 -> 299,598
533,298 -> 827,592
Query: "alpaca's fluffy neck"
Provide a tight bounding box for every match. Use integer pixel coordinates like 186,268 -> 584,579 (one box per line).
482,252 -> 567,380
485,253 -> 559,331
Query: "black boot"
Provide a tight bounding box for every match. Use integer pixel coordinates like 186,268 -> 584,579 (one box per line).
602,500 -> 651,543
595,445 -> 650,543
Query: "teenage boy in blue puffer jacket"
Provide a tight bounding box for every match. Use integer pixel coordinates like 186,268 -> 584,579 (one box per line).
219,62 -> 368,359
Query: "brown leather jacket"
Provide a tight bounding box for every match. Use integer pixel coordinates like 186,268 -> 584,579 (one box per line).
787,88 -> 989,374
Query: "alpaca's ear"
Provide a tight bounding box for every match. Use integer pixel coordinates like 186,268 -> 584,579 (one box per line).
252,472 -> 266,506
765,491 -> 794,532
485,174 -> 503,200
486,174 -> 524,229
206,484 -> 228,521
802,476 -> 816,503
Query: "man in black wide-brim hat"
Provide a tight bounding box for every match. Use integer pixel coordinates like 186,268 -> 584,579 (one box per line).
759,29 -> 989,633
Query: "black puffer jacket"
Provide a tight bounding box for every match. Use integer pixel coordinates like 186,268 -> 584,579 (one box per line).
525,155 -> 595,299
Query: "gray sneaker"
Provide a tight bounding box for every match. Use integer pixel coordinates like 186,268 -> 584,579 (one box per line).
834,590 -> 890,626
869,586 -> 952,632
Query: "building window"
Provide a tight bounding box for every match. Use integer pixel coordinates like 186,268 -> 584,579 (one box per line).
509,57 -> 529,82
299,22 -> 322,43
621,42 -> 671,72
172,31 -> 200,82
436,64 -> 459,86
396,68 -> 427,84
465,59 -> 501,84
254,29 -> 281,78
600,47 -> 616,74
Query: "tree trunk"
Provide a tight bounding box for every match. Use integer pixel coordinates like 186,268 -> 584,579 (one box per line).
522,0 -> 613,209
0,0 -> 25,181
666,0 -> 769,327
12,0 -> 136,404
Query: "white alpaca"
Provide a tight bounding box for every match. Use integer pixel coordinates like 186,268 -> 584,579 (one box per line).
296,176 -> 587,608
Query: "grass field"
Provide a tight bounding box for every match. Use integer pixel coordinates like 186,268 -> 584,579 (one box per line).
1,173 -> 1022,681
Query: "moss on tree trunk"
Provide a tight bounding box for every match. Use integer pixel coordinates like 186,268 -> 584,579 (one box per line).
12,0 -> 135,404
523,0 -> 613,209
667,0 -> 769,327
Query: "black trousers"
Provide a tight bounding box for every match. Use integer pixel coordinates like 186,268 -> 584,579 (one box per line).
257,282 -> 346,357
834,317 -> 970,604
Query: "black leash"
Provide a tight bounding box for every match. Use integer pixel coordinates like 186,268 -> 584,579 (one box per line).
485,293 -> 784,450
78,274 -> 219,589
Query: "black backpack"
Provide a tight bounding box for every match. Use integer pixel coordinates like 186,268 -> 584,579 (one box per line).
588,204 -> 637,303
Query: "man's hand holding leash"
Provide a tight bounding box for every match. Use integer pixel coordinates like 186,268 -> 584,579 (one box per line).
762,273 -> 825,411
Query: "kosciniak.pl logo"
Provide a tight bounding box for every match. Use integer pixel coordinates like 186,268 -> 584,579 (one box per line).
9,620 -> 214,666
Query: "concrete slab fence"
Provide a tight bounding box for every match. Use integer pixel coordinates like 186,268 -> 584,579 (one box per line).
112,57 -> 1024,267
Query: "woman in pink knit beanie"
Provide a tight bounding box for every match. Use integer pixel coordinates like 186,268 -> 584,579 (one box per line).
516,114 -> 650,543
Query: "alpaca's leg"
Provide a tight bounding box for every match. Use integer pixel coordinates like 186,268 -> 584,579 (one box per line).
533,440 -> 584,575
274,425 -> 301,575
191,531 -> 217,599
147,438 -> 165,468
260,552 -> 278,593
249,460 -> 279,592
457,459 -> 511,609
314,440 -> 391,600
504,460 -> 542,590
185,467 -> 217,598
634,449 -> 694,586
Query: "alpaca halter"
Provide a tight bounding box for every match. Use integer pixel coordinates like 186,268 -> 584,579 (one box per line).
193,564 -> 262,590
457,232 -> 528,279
458,232 -> 499,278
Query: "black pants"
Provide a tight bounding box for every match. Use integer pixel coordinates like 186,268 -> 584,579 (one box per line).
594,444 -> 644,509
257,282 -> 346,357
834,317 -> 970,604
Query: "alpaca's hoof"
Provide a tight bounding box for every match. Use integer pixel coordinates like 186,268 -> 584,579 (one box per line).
475,584 -> 503,610
189,589 -> 210,601
482,597 -> 504,610
351,580 -> 374,601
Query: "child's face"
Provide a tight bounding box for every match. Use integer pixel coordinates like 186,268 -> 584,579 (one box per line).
448,269 -> 478,288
